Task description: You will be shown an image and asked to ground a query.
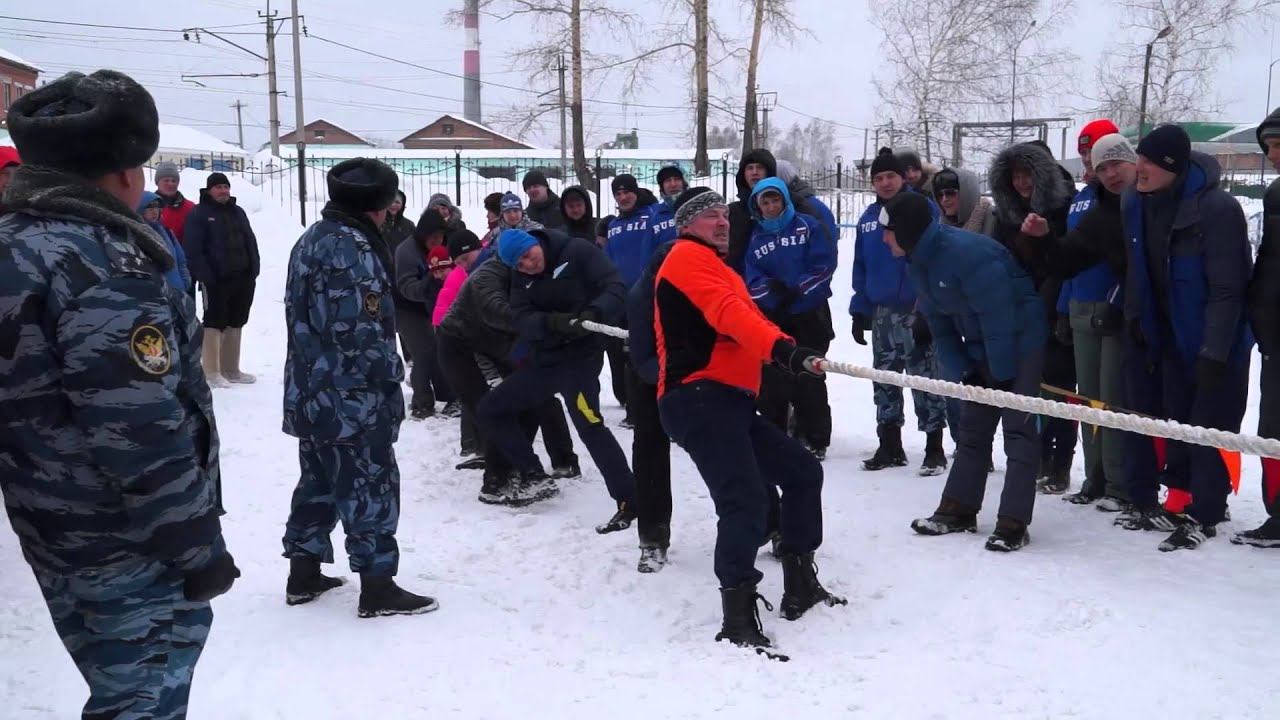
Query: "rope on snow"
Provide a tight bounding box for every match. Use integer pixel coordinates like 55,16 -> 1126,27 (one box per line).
575,319 -> 1280,459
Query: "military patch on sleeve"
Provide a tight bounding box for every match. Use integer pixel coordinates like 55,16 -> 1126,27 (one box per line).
130,325 -> 172,375
364,291 -> 381,319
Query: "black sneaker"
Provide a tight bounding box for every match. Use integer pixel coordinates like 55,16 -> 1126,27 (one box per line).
1119,506 -> 1180,532
285,556 -> 346,606
439,400 -> 462,419
919,448 -> 947,476
1158,516 -> 1216,552
455,456 -> 486,471
477,473 -> 509,505
596,502 -> 636,534
357,576 -> 439,618
410,404 -> 434,420
1094,496 -> 1131,513
503,470 -> 559,507
985,516 -> 1029,552
637,546 -> 668,573
551,461 -> 581,480
1231,517 -> 1280,548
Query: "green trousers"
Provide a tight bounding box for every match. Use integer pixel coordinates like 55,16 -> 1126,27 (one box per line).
1070,301 -> 1128,500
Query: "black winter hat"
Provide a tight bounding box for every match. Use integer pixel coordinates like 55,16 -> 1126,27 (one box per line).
6,69 -> 159,178
447,229 -> 482,260
415,207 -> 448,240
1258,107 -> 1280,151
326,158 -> 399,213
484,191 -> 505,215
896,150 -> 923,173
206,172 -> 230,189
611,173 -> 639,195
522,169 -> 548,190
1136,124 -> 1192,177
869,147 -> 903,178
880,191 -> 934,255
656,164 -> 686,186
931,168 -> 960,194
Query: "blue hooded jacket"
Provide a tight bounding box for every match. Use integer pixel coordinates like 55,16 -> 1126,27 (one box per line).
1122,152 -> 1253,368
850,190 -> 939,316
138,191 -> 191,294
744,178 -> 837,314
908,221 -> 1048,382
651,198 -> 679,247
605,191 -> 664,287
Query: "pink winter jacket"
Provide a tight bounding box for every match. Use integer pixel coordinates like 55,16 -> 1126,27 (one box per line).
432,265 -> 468,326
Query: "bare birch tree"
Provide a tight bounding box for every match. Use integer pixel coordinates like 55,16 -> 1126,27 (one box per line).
1092,0 -> 1280,128
869,0 -> 1076,163
740,0 -> 806,158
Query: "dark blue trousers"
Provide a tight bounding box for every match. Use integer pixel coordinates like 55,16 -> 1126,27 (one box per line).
659,382 -> 824,589
477,352 -> 635,505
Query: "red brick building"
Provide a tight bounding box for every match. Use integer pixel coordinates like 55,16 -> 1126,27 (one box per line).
0,49 -> 40,126
399,114 -> 532,150
280,119 -> 371,146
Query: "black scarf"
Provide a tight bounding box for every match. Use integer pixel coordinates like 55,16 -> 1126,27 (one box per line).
4,164 -> 173,270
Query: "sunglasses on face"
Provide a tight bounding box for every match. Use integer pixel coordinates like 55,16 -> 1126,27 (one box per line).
936,189 -> 959,199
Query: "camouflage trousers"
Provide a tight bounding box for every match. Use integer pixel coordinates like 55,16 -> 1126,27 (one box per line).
871,305 -> 947,433
34,564 -> 212,720
282,429 -> 401,576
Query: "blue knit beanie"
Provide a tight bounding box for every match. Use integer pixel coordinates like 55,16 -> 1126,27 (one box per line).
501,191 -> 523,212
498,228 -> 539,267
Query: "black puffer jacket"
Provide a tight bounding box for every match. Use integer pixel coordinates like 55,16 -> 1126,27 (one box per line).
727,148 -> 779,274
560,185 -> 596,240
1043,183 -> 1127,282
439,255 -> 517,361
382,191 -> 416,255
989,141 -> 1077,317
509,229 -> 626,366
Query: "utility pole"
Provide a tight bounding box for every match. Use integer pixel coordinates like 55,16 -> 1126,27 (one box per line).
231,100 -> 246,149
558,51 -> 567,183
261,2 -> 281,157
291,0 -> 307,224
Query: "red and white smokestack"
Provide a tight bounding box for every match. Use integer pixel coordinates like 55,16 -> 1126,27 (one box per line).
463,0 -> 481,123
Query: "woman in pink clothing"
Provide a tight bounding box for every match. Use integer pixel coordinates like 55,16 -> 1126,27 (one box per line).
433,229 -> 484,327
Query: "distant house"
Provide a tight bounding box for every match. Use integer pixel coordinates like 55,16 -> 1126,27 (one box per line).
281,119 -> 372,147
399,114 -> 533,150
0,48 -> 40,125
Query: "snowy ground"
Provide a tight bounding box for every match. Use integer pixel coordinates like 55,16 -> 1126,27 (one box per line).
2,180 -> 1279,719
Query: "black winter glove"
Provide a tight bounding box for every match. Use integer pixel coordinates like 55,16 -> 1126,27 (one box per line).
1195,357 -> 1227,390
547,312 -> 590,337
771,339 -> 825,376
910,312 -> 932,348
183,552 -> 241,602
851,313 -> 870,346
1054,315 -> 1074,347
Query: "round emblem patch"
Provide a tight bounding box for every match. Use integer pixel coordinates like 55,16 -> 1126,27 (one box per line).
364,291 -> 381,319
130,325 -> 172,375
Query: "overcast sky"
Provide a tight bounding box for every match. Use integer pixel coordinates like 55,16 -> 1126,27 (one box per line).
2,0 -> 1276,160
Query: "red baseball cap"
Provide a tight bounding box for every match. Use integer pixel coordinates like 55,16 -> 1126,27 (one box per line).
0,146 -> 21,169
427,245 -> 454,269
1078,120 -> 1119,153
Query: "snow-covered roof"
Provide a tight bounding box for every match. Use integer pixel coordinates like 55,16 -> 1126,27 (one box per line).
277,145 -> 735,161
399,114 -> 532,148
0,47 -> 40,73
157,123 -> 247,156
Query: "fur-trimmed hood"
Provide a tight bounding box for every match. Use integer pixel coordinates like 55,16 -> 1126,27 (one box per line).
988,142 -> 1076,225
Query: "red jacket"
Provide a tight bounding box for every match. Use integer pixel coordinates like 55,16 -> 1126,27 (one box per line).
654,235 -> 789,398
158,192 -> 195,244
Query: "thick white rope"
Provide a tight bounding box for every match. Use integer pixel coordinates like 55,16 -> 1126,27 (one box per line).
576,319 -> 1280,459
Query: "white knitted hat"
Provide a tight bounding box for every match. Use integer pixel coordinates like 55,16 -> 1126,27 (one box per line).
1090,133 -> 1137,168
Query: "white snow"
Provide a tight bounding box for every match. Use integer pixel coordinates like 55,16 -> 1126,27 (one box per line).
2,176 -> 1279,719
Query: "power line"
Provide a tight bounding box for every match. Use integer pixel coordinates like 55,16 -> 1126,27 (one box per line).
775,102 -> 869,134
0,14 -> 262,33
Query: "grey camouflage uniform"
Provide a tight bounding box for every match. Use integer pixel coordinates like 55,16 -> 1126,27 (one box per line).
0,166 -> 226,719
281,208 -> 406,576
872,305 -> 948,432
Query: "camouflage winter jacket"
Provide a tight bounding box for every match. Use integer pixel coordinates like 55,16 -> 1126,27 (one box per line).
0,166 -> 226,577
282,204 -> 406,443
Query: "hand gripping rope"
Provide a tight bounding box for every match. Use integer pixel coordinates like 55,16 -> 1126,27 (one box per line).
574,319 -> 1280,460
